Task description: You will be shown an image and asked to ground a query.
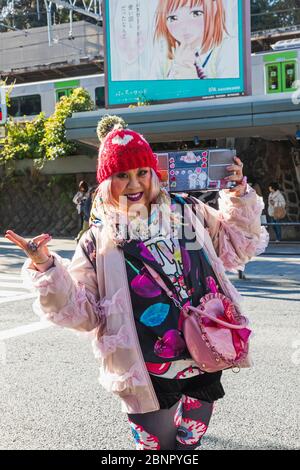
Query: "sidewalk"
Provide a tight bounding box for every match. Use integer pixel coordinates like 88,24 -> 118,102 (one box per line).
264,241 -> 300,256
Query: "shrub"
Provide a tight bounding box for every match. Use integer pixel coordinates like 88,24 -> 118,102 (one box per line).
0,87 -> 94,165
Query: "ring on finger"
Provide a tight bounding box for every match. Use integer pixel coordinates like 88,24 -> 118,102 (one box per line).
27,240 -> 38,252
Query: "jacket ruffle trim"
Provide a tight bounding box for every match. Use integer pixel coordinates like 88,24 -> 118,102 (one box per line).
21,252 -> 70,295
32,281 -> 105,331
93,324 -> 133,359
23,253 -> 105,332
98,288 -> 125,318
98,363 -> 147,393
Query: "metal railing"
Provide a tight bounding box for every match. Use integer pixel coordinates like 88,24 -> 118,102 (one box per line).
262,222 -> 300,226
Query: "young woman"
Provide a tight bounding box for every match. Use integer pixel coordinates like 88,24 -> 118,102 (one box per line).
6,129 -> 268,450
154,0 -> 239,80
268,182 -> 286,242
72,180 -> 90,242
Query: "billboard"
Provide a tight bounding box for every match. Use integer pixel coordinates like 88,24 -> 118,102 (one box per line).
103,0 -> 251,107
0,87 -> 7,125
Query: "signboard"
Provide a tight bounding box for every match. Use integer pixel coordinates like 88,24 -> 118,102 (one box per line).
103,0 -> 251,107
0,87 -> 7,125
157,149 -> 237,192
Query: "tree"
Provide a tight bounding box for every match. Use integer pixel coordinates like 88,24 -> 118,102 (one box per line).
0,1 -> 81,32
251,0 -> 300,31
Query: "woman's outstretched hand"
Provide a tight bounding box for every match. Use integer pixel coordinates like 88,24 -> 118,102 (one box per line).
5,230 -> 53,271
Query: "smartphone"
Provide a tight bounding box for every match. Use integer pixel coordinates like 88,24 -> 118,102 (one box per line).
157,149 -> 237,192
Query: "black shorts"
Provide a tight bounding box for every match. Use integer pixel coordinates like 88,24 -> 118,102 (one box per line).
150,371 -> 225,409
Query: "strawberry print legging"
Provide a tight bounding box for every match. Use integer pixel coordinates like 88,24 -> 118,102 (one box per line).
128,396 -> 214,450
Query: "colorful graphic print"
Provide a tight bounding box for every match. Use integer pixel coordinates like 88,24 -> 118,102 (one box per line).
137,241 -> 157,262
129,420 -> 160,450
154,329 -> 186,359
131,267 -> 162,298
174,401 -> 183,428
143,236 -> 188,300
182,395 -> 203,411
175,366 -> 203,380
145,362 -> 172,375
140,303 -> 170,327
176,418 -> 207,446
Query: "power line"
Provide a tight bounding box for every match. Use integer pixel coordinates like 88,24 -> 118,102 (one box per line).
251,8 -> 300,17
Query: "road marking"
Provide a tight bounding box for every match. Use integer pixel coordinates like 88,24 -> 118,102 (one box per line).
0,321 -> 53,340
0,276 -> 23,281
0,290 -> 29,297
0,293 -> 36,304
0,274 -> 36,304
0,282 -> 27,289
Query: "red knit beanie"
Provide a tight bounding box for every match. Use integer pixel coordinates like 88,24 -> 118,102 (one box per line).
97,129 -> 161,184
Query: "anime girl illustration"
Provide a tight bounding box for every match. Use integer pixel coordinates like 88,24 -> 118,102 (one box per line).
154,0 -> 240,80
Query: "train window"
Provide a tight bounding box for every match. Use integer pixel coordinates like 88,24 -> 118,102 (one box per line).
266,64 -> 281,93
56,88 -> 74,102
10,94 -> 42,117
282,62 -> 297,92
95,87 -> 105,108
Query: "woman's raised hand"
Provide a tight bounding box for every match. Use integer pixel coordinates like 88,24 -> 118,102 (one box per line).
225,157 -> 247,196
168,44 -> 199,79
5,230 -> 53,269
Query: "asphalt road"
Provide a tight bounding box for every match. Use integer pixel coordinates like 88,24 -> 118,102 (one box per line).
0,237 -> 299,450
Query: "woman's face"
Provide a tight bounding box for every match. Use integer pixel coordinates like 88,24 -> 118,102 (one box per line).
166,3 -> 205,46
111,167 -> 152,213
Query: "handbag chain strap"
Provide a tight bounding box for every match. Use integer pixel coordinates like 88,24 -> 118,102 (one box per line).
143,263 -> 184,310
143,263 -> 248,330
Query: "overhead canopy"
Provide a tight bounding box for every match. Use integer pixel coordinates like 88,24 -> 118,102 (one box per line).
66,93 -> 300,147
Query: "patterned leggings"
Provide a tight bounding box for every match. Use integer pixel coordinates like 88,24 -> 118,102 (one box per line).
128,396 -> 214,450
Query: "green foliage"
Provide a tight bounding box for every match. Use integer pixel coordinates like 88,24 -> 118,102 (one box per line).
0,113 -> 46,161
128,95 -> 152,108
41,88 -> 94,161
0,0 -> 82,32
0,87 -> 94,165
0,79 -> 14,109
251,0 -> 300,32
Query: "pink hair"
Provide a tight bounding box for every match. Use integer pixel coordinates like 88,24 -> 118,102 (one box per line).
155,0 -> 227,59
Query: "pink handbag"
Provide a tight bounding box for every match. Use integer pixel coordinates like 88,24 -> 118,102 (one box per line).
144,264 -> 252,373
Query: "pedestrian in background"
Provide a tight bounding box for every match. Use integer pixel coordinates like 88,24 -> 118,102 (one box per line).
76,186 -> 98,242
5,128 -> 268,450
268,182 -> 286,243
73,180 -> 89,242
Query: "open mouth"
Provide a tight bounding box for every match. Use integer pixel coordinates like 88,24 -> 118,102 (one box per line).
126,192 -> 144,202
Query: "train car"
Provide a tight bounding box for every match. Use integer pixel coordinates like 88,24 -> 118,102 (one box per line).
5,41 -> 300,120
6,73 -> 105,119
252,41 -> 300,96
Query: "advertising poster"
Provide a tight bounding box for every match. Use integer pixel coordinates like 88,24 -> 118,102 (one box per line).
0,87 -> 7,125
103,0 -> 251,106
